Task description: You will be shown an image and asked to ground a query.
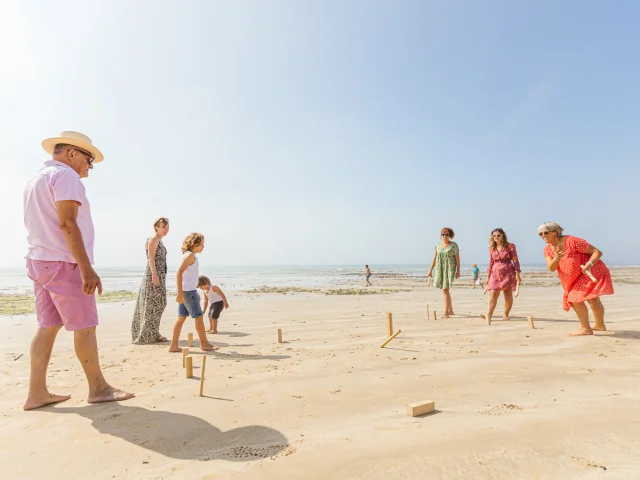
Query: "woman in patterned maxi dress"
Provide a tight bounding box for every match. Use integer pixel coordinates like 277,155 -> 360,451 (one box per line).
539,221 -> 614,336
131,218 -> 170,344
427,227 -> 460,318
485,228 -> 521,324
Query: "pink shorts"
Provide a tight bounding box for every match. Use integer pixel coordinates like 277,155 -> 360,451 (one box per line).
26,259 -> 99,331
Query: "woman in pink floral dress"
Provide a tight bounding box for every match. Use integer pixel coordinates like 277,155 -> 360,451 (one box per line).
485,228 -> 521,324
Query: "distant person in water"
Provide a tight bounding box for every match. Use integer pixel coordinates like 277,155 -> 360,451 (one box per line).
365,265 -> 372,286
427,227 -> 460,318
472,264 -> 482,288
168,233 -> 218,352
539,221 -> 614,336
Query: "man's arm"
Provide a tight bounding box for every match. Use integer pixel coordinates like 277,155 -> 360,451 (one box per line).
56,200 -> 101,296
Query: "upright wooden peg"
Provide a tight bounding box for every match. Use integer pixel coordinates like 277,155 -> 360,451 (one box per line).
185,355 -> 193,378
386,312 -> 393,337
433,310 -> 437,321
188,333 -> 194,347
277,328 -> 283,343
182,347 -> 189,367
528,315 -> 535,329
199,356 -> 207,396
427,304 -> 430,320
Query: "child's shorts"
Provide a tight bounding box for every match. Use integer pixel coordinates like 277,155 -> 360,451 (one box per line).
178,290 -> 203,318
208,300 -> 224,319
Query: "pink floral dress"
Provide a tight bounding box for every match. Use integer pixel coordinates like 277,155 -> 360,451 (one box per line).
487,243 -> 521,292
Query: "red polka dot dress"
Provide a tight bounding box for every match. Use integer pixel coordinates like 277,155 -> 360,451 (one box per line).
544,236 -> 614,311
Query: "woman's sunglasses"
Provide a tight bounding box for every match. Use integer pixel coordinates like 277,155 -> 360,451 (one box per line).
441,233 -> 450,237
539,231 -> 552,237
492,234 -> 502,238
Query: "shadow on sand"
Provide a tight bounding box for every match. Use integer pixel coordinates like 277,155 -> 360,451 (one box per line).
51,404 -> 290,461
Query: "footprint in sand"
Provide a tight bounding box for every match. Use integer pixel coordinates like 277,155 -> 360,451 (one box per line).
479,404 -> 523,416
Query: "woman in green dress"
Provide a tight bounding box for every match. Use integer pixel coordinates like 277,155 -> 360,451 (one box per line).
427,227 -> 461,318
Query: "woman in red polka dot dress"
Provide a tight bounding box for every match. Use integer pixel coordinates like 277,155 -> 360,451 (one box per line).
539,222 -> 614,336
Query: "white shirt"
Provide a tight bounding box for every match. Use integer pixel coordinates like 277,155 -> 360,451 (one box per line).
23,160 -> 95,264
205,285 -> 223,304
181,253 -> 199,291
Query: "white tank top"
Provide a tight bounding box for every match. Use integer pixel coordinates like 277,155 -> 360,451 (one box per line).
206,285 -> 223,303
181,253 -> 199,291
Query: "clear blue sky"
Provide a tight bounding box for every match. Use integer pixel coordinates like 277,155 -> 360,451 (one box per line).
1,0 -> 638,268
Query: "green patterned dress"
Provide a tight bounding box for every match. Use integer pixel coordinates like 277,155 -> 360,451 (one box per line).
433,241 -> 459,289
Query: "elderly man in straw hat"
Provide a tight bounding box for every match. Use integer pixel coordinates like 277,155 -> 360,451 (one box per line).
22,131 -> 134,410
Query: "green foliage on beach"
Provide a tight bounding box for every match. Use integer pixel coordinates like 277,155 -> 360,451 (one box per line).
0,291 -> 138,316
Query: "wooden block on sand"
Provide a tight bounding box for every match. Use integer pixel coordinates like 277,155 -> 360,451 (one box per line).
528,315 -> 535,329
277,328 -> 283,343
433,311 -> 437,321
386,312 -> 393,337
185,355 -> 193,378
182,348 -> 189,367
188,333 -> 194,347
407,400 -> 435,417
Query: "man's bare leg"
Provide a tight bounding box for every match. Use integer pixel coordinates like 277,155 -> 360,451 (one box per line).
213,317 -> 219,334
74,327 -> 134,403
169,316 -> 187,352
588,297 -> 606,331
503,290 -> 513,320
24,325 -> 71,410
195,315 -> 218,351
569,302 -> 593,336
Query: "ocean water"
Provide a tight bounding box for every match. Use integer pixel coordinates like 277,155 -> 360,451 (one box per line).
0,264 -> 557,295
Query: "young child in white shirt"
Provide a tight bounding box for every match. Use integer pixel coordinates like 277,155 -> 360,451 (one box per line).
197,275 -> 230,334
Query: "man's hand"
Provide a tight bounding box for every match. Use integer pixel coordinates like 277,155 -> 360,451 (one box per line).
80,267 -> 102,296
224,302 -> 230,309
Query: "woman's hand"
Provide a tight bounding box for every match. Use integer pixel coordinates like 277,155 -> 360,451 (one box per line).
516,273 -> 521,283
455,271 -> 460,279
581,262 -> 593,274
152,272 -> 159,287
427,270 -> 433,277
176,292 -> 184,304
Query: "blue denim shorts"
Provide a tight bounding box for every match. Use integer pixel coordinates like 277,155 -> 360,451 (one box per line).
178,290 -> 203,318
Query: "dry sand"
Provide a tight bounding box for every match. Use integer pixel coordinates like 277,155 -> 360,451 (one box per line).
1,271 -> 639,479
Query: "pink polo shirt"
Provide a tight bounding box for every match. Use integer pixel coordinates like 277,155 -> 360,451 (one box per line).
23,160 -> 95,264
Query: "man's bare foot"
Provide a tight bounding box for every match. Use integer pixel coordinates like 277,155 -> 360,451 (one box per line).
168,346 -> 182,353
201,344 -> 220,351
205,330 -> 213,334
592,325 -> 607,331
441,314 -> 449,319
23,392 -> 71,411
88,387 -> 135,404
569,328 -> 594,336
212,330 -> 219,334
503,316 -> 510,321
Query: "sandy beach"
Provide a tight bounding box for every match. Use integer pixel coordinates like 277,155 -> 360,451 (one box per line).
1,270 -> 639,479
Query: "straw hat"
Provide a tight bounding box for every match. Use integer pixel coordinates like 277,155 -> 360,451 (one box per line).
42,131 -> 104,163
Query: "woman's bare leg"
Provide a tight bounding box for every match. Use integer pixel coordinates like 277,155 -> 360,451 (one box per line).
442,289 -> 452,317
588,297 -> 606,331
503,290 -> 514,320
570,302 -> 593,336
486,290 -> 500,324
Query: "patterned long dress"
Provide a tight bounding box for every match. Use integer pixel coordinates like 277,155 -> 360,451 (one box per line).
432,241 -> 459,289
131,239 -> 167,344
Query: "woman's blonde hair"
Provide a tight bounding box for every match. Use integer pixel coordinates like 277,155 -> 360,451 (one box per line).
153,217 -> 169,230
538,222 -> 564,236
489,228 -> 510,250
181,232 -> 204,253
